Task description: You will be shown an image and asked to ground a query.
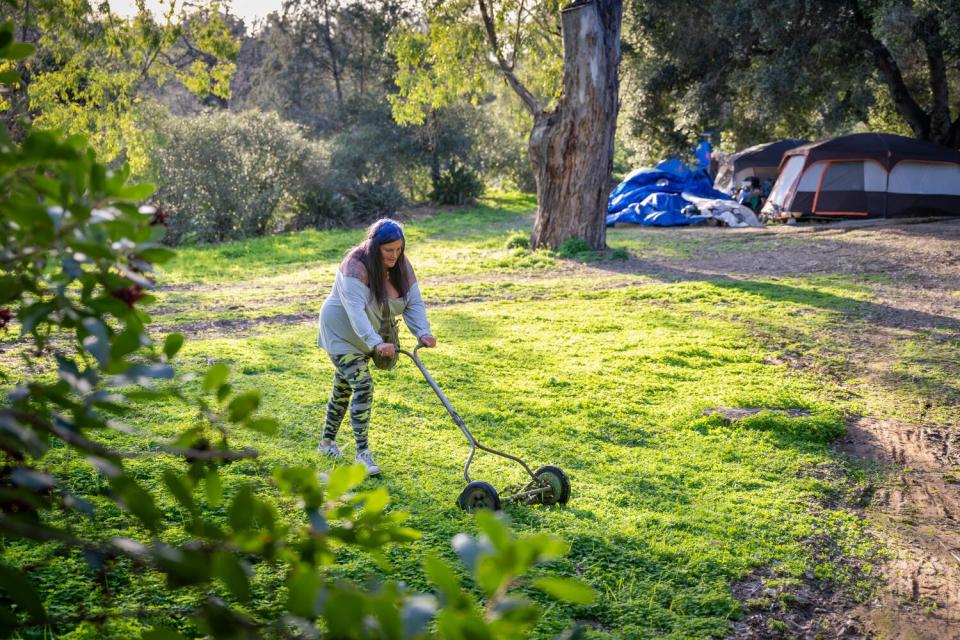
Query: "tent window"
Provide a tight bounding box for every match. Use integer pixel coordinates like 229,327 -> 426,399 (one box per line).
767,156 -> 805,205
889,162 -> 960,195
797,162 -> 826,191
820,162 -> 865,191
864,162 -> 887,191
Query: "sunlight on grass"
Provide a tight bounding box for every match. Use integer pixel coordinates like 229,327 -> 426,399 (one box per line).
5,193 -> 916,638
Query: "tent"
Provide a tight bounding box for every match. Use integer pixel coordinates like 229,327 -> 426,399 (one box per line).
761,133 -> 960,220
714,139 -> 807,194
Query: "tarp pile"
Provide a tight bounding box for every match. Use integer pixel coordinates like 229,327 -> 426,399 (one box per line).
607,158 -> 761,227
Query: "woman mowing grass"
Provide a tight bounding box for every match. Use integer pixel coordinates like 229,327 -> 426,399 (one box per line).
317,218 -> 436,475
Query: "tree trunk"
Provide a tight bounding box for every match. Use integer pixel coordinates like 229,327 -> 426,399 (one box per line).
529,0 -> 621,250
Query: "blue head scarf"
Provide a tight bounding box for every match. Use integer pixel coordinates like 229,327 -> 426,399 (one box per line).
372,219 -> 404,244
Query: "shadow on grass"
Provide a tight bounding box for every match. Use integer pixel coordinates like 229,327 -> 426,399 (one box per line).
594,259 -> 959,332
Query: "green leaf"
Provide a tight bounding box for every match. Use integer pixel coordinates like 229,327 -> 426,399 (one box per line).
163,333 -> 184,360
228,486 -> 254,532
0,69 -> 18,83
81,316 -> 111,367
286,567 -> 323,618
111,476 -> 162,532
110,329 -> 143,361
4,42 -> 34,60
205,469 -> 222,506
142,628 -> 189,640
474,554 -> 506,597
114,182 -> 156,201
245,417 -> 278,434
19,302 -> 52,335
137,247 -> 177,264
362,487 -> 390,516
162,470 -> 195,513
475,510 -> 510,550
202,363 -> 229,391
423,554 -> 462,603
0,275 -> 23,304
227,391 -> 260,422
216,383 -> 232,402
214,552 -> 250,602
531,577 -> 596,604
0,564 -> 46,620
325,589 -> 367,637
326,463 -> 367,500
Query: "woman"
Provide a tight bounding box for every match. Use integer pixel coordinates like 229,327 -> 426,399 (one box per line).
317,218 -> 436,475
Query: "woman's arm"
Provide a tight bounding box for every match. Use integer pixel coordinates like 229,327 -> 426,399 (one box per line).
402,263 -> 432,341
340,260 -> 383,352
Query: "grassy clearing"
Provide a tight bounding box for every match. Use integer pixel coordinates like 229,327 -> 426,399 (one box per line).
4,193 -> 914,639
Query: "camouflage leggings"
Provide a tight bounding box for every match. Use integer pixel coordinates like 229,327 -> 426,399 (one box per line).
323,353 -> 374,451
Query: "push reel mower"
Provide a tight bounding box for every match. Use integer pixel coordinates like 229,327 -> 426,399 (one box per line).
399,345 -> 571,512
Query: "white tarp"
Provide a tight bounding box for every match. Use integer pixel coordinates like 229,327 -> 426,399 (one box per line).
681,193 -> 763,227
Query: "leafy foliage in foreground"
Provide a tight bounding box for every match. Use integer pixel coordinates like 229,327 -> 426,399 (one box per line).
0,23 -> 591,638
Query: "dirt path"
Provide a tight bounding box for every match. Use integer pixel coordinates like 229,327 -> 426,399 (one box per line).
840,418 -> 960,639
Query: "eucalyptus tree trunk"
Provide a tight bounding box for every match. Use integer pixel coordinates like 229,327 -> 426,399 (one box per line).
479,0 -> 621,249
529,1 -> 621,250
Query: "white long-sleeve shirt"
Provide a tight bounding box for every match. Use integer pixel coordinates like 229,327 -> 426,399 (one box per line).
317,257 -> 431,356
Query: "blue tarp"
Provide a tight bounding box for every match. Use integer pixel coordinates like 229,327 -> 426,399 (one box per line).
606,157 -> 734,227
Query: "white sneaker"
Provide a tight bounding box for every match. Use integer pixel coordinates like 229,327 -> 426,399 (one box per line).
355,449 -> 380,476
317,440 -> 344,459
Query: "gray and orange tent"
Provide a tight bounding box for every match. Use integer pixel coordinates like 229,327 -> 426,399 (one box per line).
761,133 -> 960,220
713,139 -> 807,194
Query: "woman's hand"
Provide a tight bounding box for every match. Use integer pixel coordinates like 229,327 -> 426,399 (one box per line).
419,334 -> 437,348
375,342 -> 396,358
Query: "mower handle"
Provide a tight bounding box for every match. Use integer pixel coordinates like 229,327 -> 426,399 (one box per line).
398,343 -> 539,484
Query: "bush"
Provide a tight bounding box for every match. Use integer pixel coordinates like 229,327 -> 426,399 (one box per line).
343,180 -> 406,219
557,237 -> 592,258
148,109 -> 338,244
504,230 -> 531,250
287,187 -> 352,231
431,164 -> 484,205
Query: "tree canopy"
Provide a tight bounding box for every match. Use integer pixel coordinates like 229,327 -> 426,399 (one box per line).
0,0 -> 237,172
622,0 -> 960,159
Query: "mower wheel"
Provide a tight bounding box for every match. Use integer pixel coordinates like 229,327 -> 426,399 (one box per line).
532,466 -> 570,505
457,481 -> 501,512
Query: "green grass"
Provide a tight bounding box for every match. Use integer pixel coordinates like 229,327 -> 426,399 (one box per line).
7,192 -> 936,639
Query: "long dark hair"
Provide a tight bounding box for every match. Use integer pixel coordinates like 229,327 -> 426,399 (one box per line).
349,218 -> 410,304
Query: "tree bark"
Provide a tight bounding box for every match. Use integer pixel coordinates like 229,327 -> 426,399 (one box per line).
850,1 -> 930,140
528,0 -> 622,250
916,12 -> 951,145
321,2 -> 344,106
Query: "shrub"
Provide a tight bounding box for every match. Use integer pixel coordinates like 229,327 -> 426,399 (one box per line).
504,230 -> 531,250
557,237 -> 592,258
286,187 -> 352,231
148,109 -> 336,244
343,180 -> 407,219
430,164 -> 484,205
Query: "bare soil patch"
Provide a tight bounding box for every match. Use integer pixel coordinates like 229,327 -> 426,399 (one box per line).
838,418 -> 960,640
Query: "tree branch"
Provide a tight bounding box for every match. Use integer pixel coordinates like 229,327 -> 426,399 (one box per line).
916,11 -> 951,142
477,0 -> 543,116
850,1 -> 929,139
510,0 -> 525,70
